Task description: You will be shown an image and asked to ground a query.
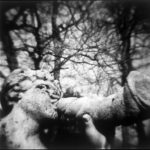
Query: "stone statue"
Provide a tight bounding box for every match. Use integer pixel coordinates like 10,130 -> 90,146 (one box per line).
57,71 -> 150,148
0,68 -> 62,148
1,69 -> 150,148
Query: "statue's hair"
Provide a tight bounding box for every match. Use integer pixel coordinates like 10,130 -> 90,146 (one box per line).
0,68 -> 62,115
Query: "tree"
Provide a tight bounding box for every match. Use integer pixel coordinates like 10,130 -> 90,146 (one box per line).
101,0 -> 150,147
0,1 -> 94,80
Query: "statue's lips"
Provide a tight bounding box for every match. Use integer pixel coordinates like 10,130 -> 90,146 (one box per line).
50,95 -> 61,103
51,99 -> 58,103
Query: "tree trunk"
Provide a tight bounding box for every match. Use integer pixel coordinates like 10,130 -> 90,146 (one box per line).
53,42 -> 63,80
137,121 -> 146,147
1,29 -> 18,71
120,36 -> 145,148
51,1 -> 63,81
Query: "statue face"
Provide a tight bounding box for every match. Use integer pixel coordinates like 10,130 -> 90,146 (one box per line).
1,69 -> 62,118
20,80 -> 61,120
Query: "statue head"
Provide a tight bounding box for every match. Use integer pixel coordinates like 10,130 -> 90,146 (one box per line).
0,68 -> 62,119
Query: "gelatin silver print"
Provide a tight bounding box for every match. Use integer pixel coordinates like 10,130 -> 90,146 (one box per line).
0,0 -> 150,149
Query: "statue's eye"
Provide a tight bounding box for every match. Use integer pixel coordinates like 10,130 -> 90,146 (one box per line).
37,84 -> 48,89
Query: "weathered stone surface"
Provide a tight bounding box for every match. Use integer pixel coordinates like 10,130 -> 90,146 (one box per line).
126,71 -> 150,120
57,71 -> 150,126
1,69 -> 150,148
57,71 -> 150,148
0,68 -> 62,115
0,68 -> 62,149
57,89 -> 125,126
